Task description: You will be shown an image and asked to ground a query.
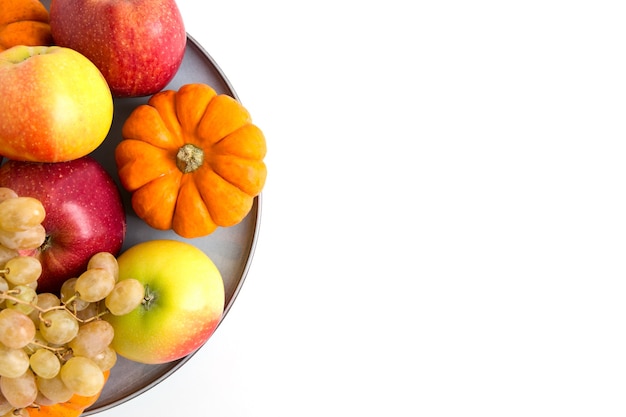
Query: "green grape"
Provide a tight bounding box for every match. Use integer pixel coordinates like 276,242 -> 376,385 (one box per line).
74,301 -> 99,322
0,245 -> 18,269
75,268 -> 115,302
30,348 -> 61,379
36,374 -> 73,404
59,278 -> 89,312
5,285 -> 37,315
0,344 -> 29,378
0,390 -> 12,416
4,256 -> 42,286
39,309 -> 79,345
60,357 -> 105,397
68,320 -> 114,359
23,331 -> 47,356
28,293 -> 61,328
0,308 -> 35,349
0,225 -> 46,251
90,345 -> 117,372
36,293 -> 61,310
34,389 -> 58,406
105,278 -> 144,316
0,369 -> 37,408
87,252 -> 119,282
0,196 -> 46,232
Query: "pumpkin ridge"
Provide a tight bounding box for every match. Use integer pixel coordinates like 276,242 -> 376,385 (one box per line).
196,94 -> 251,145
211,124 -> 266,160
131,172 -> 182,230
176,83 -> 217,138
149,89 -> 184,142
121,105 -> 182,150
172,89 -> 187,134
115,140 -> 178,191
172,174 -> 217,237
204,141 -> 265,192
211,154 -> 267,196
204,151 -> 237,189
120,136 -> 176,153
194,164 -> 253,226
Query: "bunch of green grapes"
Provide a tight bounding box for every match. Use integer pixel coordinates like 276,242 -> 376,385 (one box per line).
0,188 -> 145,415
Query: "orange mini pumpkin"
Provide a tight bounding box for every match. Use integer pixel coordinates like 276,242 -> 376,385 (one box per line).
115,83 -> 267,238
0,0 -> 53,52
26,370 -> 109,417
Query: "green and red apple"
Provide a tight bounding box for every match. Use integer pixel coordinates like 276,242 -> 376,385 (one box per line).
105,240 -> 225,364
0,45 -> 113,162
50,0 -> 186,97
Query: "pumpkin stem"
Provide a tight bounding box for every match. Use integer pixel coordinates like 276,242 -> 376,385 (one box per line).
176,143 -> 204,173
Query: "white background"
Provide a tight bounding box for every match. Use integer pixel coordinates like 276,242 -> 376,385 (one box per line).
97,1 -> 626,416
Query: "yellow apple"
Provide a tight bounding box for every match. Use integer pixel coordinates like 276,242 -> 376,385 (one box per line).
0,45 -> 113,162
105,240 -> 225,364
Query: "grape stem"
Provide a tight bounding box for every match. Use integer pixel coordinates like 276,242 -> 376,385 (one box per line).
0,288 -> 112,358
0,289 -> 110,324
28,339 -> 65,353
0,288 -> 36,308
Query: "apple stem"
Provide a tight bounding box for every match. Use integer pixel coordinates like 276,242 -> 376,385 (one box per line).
40,234 -> 53,252
142,284 -> 157,310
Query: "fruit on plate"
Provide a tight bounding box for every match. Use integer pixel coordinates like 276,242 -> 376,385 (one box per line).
115,83 -> 267,238
0,249 -> 131,412
0,188 -> 129,415
0,189 -> 46,255
0,45 -> 113,162
105,240 -> 225,364
0,0 -> 53,52
0,156 -> 126,294
49,0 -> 186,97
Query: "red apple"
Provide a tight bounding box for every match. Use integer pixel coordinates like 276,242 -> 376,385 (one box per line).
105,240 -> 225,364
0,156 -> 127,294
49,0 -> 186,98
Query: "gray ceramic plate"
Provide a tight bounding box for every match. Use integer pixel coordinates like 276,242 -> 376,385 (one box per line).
39,2 -> 260,414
